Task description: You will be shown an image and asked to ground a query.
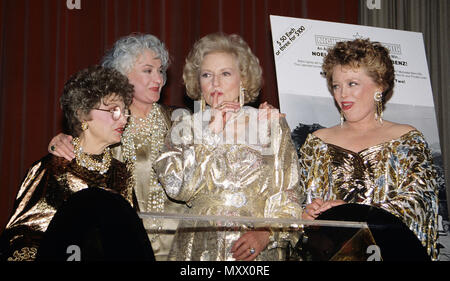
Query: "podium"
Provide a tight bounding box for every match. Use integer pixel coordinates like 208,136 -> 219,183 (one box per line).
298,204 -> 430,261
139,203 -> 430,261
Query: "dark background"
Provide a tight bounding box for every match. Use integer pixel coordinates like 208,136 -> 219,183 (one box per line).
0,0 -> 358,232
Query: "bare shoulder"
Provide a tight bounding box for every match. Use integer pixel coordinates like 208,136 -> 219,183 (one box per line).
312,125 -> 340,141
383,121 -> 417,138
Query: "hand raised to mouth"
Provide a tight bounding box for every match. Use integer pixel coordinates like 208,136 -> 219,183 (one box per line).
208,93 -> 240,134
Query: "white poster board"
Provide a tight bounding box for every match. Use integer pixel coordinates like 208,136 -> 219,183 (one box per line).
270,15 -> 441,154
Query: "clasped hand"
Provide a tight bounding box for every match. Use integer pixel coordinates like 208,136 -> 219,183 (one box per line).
231,230 -> 271,261
302,198 -> 346,220
208,94 -> 285,134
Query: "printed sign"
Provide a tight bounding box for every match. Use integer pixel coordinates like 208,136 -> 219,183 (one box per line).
270,15 -> 440,154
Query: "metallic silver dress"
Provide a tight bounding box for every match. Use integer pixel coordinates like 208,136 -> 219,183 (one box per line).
155,107 -> 303,261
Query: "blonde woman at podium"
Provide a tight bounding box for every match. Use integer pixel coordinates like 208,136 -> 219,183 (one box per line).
299,39 -> 438,260
155,33 -> 303,261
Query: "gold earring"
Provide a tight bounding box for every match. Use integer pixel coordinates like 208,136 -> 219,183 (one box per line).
374,91 -> 383,124
340,110 -> 345,127
239,82 -> 245,108
200,96 -> 206,112
81,121 -> 89,131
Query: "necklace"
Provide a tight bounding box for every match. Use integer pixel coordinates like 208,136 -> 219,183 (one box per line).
122,103 -> 166,167
121,103 -> 168,243
72,137 -> 112,175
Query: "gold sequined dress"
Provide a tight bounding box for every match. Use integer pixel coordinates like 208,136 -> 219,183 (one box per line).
155,106 -> 303,261
112,103 -> 188,261
299,130 -> 438,260
0,154 -> 132,261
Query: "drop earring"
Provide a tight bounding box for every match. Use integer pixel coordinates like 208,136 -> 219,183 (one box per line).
239,82 -> 245,108
200,96 -> 206,112
374,91 -> 383,124
340,110 -> 345,127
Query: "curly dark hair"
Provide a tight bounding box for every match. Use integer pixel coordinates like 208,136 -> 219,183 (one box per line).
322,39 -> 395,105
60,65 -> 134,137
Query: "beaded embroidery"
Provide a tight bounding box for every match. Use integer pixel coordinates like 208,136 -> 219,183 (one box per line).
120,103 -> 168,242
73,137 -> 112,175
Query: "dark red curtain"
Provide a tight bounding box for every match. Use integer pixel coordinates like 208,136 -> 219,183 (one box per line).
0,0 -> 358,231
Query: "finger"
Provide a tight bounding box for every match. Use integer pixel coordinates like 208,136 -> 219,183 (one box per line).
60,150 -> 75,161
231,237 -> 246,253
56,145 -> 75,161
220,101 -> 240,106
302,210 -> 316,220
213,93 -> 219,109
324,200 -> 345,210
49,144 -> 56,154
242,252 -> 258,261
309,201 -> 322,211
258,102 -> 269,109
220,105 -> 240,113
233,245 -> 253,261
59,137 -> 75,160
265,103 -> 275,109
219,102 -> 240,112
49,136 -> 75,160
318,202 -> 334,213
232,242 -> 249,259
312,198 -> 324,206
306,207 -> 320,219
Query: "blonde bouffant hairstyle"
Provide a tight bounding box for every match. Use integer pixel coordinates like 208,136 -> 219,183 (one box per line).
183,33 -> 263,104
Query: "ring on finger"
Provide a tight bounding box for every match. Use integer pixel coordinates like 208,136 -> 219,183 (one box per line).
304,208 -> 310,216
50,145 -> 56,152
249,247 -> 255,255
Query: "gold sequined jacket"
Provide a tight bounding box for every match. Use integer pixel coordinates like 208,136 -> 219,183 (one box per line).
299,130 -> 438,260
155,106 -> 304,261
0,154 -> 132,261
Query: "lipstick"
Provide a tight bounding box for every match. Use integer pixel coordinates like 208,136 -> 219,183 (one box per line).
341,102 -> 354,111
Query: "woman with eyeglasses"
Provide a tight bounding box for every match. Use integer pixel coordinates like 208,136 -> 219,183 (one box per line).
0,66 -> 153,261
45,34 -> 188,261
45,33 -> 279,261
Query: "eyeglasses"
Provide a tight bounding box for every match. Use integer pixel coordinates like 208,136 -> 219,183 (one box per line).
92,106 -> 131,121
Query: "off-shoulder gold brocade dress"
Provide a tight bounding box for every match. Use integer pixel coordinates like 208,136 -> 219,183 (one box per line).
0,154 -> 132,261
155,107 -> 303,261
299,130 -> 438,260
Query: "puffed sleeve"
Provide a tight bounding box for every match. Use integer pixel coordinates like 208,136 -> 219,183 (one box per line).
154,109 -> 221,205
298,134 -> 329,206
0,157 -> 51,261
258,118 -> 304,252
374,133 -> 438,259
263,118 -> 304,220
